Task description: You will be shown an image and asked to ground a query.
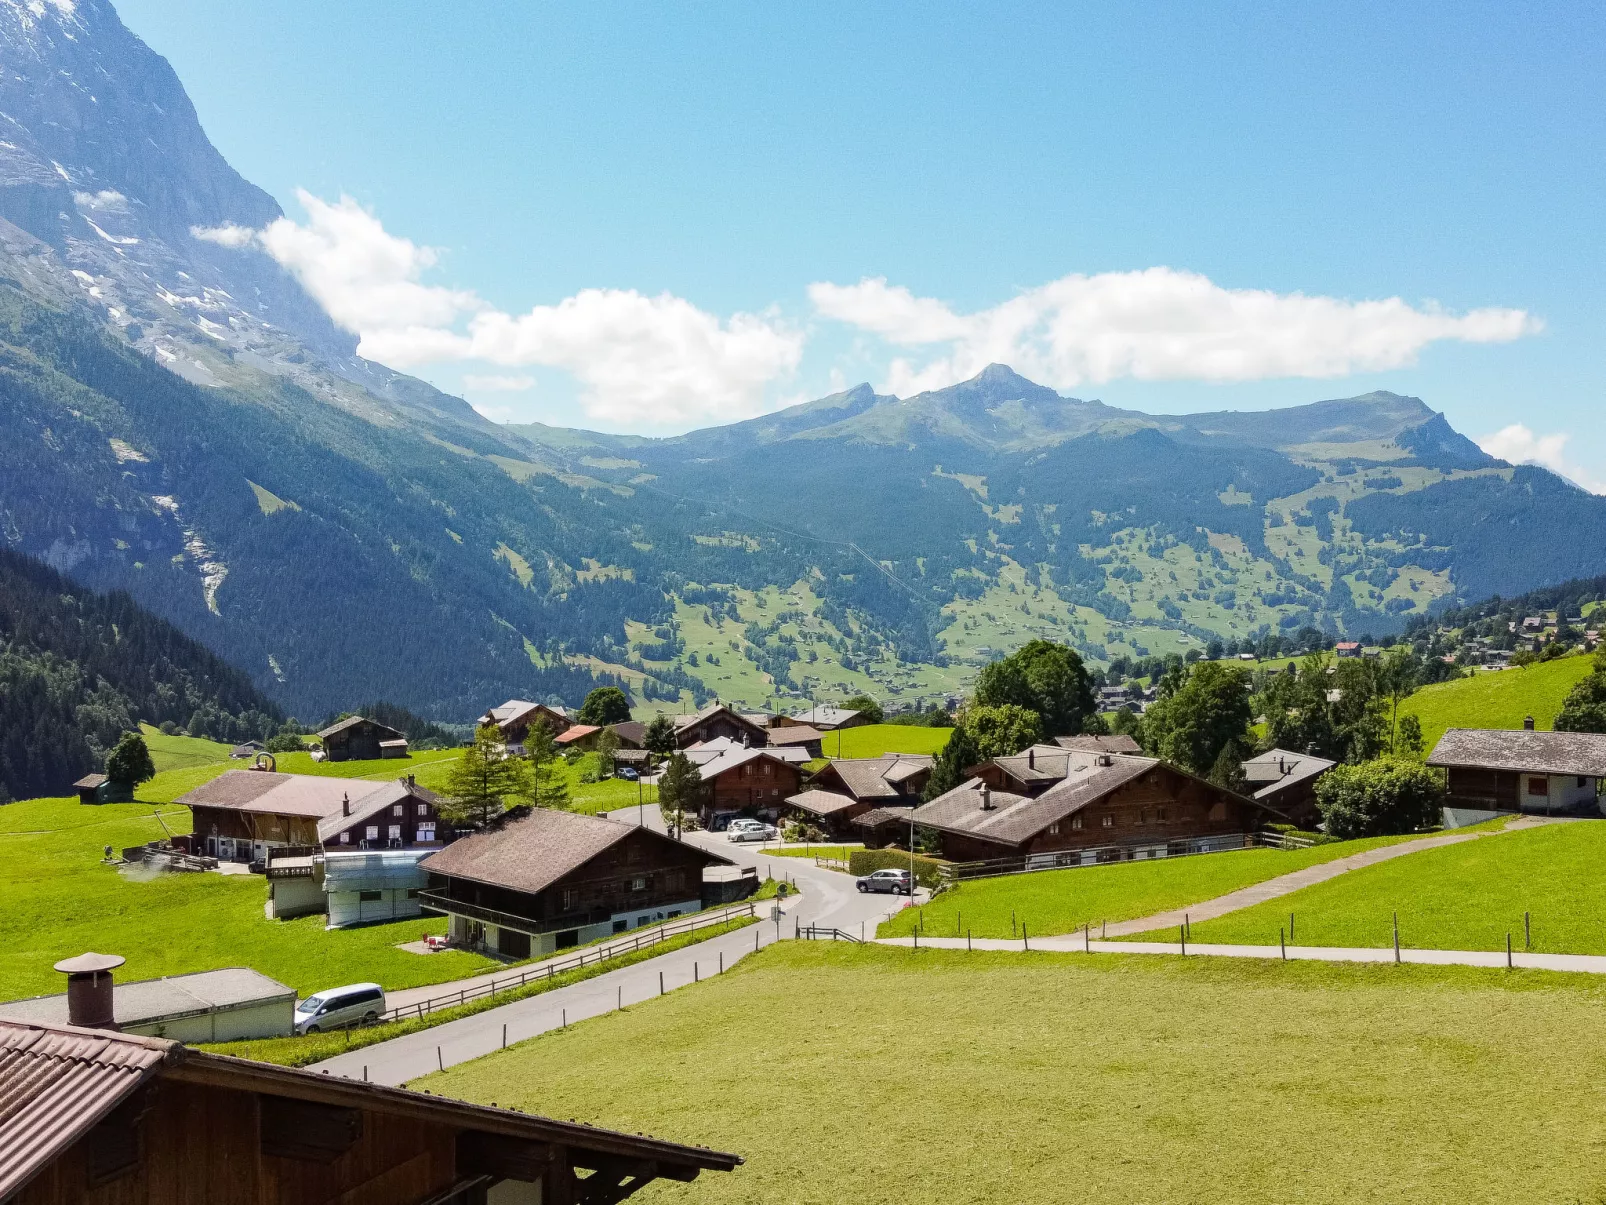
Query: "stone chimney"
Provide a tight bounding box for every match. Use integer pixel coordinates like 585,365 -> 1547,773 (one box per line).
1027,748 -> 1035,770
342,792 -> 351,816
55,952 -> 125,1030
1524,715 -> 1536,731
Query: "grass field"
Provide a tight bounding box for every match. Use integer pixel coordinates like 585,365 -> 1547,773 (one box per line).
763,844 -> 860,861
878,833 -> 1429,939
137,724 -> 233,773
1133,820 -> 1606,954
1399,654 -> 1593,752
0,796 -> 495,1001
821,724 -> 952,759
422,942 -> 1606,1203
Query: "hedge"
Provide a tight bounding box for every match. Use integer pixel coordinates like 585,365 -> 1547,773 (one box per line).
848,849 -> 947,888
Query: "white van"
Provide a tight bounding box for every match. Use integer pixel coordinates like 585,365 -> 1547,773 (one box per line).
294,982 -> 386,1034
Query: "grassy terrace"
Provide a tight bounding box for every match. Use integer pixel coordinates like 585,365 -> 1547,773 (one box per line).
1129,820 -> 1606,954
423,943 -> 1606,1203
877,833 -> 1429,940
1398,653 -> 1593,751
822,723 -> 952,759
0,793 -> 497,1001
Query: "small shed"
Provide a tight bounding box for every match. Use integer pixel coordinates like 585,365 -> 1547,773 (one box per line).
316,715 -> 407,762
852,805 -> 916,850
1428,727 -> 1606,823
0,966 -> 295,1042
73,774 -> 108,805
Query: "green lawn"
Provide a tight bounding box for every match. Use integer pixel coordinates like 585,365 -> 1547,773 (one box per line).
1136,820 -> 1606,954
1400,654 -> 1594,753
0,796 -> 496,1001
764,844 -> 860,861
421,943 -> 1606,1203
879,833 -> 1430,939
131,746 -> 467,805
821,724 -> 952,759
137,724 -> 234,773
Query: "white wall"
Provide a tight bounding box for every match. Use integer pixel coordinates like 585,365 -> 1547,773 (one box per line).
125,997 -> 294,1042
326,888 -> 421,929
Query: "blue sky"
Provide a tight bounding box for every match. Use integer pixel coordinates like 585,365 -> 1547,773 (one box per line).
123,1 -> 1605,480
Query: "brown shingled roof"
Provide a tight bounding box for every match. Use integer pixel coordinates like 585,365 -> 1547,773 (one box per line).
1054,734 -> 1143,754
914,755 -> 1160,845
419,808 -> 731,895
784,790 -> 860,817
1427,729 -> 1606,777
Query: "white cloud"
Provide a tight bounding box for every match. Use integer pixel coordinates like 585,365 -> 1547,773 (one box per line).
809,268 -> 1541,396
463,374 -> 536,392
195,193 -> 800,428
1478,424 -> 1606,494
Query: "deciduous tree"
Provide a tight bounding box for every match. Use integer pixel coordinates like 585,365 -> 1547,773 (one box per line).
103,731 -> 155,789
1316,757 -> 1443,838
657,751 -> 701,838
577,686 -> 632,726
965,704 -> 1043,761
1141,661 -> 1253,782
974,640 -> 1096,737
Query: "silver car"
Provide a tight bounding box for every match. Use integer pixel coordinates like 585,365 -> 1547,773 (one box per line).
726,820 -> 778,843
294,982 -> 386,1034
856,868 -> 912,895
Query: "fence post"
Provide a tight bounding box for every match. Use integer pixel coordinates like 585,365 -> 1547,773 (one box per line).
659,970 -> 665,996
719,951 -> 724,974
436,1046 -> 443,1071
1507,933 -> 1513,970
968,928 -> 972,952
1289,912 -> 1295,943
1102,919 -> 1106,940
1023,922 -> 1029,952
502,1024 -> 507,1049
1184,913 -> 1190,940
1280,926 -> 1286,960
695,961 -> 699,983
618,986 -> 622,1010
755,927 -> 760,953
1525,910 -> 1531,950
1012,909 -> 1017,938
1084,923 -> 1090,953
1393,911 -> 1400,964
1180,923 -> 1186,955
562,1008 -> 566,1028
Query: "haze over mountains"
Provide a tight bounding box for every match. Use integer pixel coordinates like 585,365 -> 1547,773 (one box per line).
2,0 -> 1604,722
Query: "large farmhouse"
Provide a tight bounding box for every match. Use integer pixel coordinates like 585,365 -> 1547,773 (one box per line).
1428,726 -> 1606,821
674,703 -> 770,748
914,750 -> 1282,865
480,699 -> 572,753
178,770 -> 445,863
315,715 -> 408,762
420,809 -> 736,959
785,754 -> 934,838
1241,747 -> 1336,829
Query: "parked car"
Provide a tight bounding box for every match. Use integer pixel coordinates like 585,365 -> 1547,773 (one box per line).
856,868 -> 912,895
727,820 -> 779,843
294,982 -> 386,1034
618,767 -> 639,781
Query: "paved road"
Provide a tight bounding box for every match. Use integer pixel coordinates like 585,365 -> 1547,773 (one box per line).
312,814 -> 902,1086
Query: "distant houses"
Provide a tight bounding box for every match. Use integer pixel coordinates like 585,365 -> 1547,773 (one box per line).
650,738 -> 807,828
177,770 -> 446,863
419,808 -> 738,958
674,702 -> 770,748
778,705 -> 867,732
785,754 -> 935,837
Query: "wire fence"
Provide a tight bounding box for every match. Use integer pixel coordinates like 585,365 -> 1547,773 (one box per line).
379,901 -> 758,1022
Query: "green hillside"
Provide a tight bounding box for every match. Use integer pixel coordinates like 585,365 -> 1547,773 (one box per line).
1399,654 -> 1594,751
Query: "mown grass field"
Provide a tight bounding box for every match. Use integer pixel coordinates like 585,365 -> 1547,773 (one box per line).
1136,820 -> 1606,954
1399,653 -> 1593,752
878,833 -> 1430,939
423,942 -> 1606,1204
0,796 -> 495,1001
822,723 -> 952,759
137,724 -> 233,773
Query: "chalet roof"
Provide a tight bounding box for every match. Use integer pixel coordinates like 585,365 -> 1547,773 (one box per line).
815,755 -> 935,801
178,771 -> 426,828
852,805 -> 916,829
986,744 -> 1084,786
768,725 -> 825,747
555,724 -> 601,745
1427,729 -> 1606,778
0,1017 -> 738,1201
611,720 -> 647,747
914,755 -> 1164,846
1054,734 -> 1143,754
690,747 -> 798,782
72,773 -> 107,789
420,809 -> 730,896
784,790 -> 860,817
480,700 -> 567,730
0,968 -> 294,1030
1242,747 -> 1337,799
686,737 -> 810,764
316,715 -> 405,742
674,702 -> 767,736
788,705 -> 861,729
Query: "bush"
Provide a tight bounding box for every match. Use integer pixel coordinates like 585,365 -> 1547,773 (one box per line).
848,849 -> 946,888
1315,758 -> 1444,839
264,732 -> 307,754
576,751 -> 606,784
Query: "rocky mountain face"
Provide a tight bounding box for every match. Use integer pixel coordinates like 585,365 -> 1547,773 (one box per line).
2,0 -> 1604,722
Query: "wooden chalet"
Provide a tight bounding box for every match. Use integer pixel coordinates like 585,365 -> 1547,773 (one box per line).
776,705 -> 867,732
1428,726 -> 1606,821
679,744 -> 805,826
479,700 -> 572,753
767,725 -> 825,759
71,774 -> 129,806
554,724 -> 602,752
1240,747 -> 1336,829
178,770 -> 445,864
610,721 -> 647,749
316,716 -> 409,762
784,754 -> 932,837
851,805 -> 916,850
0,1016 -> 737,1205
673,703 -> 769,749
913,751 -> 1282,864
420,809 -> 734,959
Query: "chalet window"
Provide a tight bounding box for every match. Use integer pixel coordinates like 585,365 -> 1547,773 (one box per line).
388,825 -> 401,842
406,888 -> 420,899
417,823 -> 436,841
1156,806 -> 1169,823
392,805 -> 403,817
613,919 -> 628,933
1138,809 -> 1147,825
417,803 -> 429,816
339,831 -> 351,844
1048,822 -> 1060,835
1070,816 -> 1083,830
561,888 -> 578,910
1528,777 -> 1548,796
365,826 -> 379,840
1580,777 -> 1589,788
630,876 -> 648,891
358,890 -> 382,902
1101,815 -> 1114,828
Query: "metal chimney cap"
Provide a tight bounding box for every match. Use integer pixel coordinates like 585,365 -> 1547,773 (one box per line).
55,952 -> 125,975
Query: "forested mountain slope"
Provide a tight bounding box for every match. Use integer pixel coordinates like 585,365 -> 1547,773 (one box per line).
0,547 -> 279,800
2,0 -> 1605,722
